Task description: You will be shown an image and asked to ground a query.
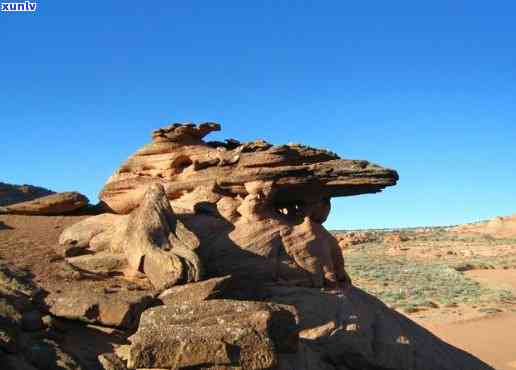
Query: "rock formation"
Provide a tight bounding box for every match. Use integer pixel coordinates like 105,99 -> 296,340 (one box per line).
0,182 -> 54,207
0,188 -> 89,215
0,122 -> 495,370
62,122 -> 395,291
99,122 -> 398,215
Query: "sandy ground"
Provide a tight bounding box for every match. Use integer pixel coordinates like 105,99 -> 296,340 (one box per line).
416,312 -> 516,370
410,269 -> 516,370
466,269 -> 516,291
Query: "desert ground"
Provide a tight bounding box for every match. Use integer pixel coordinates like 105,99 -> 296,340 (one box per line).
334,220 -> 516,370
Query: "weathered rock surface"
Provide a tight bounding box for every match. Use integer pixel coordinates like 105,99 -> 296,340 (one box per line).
120,183 -> 202,290
128,299 -> 299,369
333,231 -> 376,250
0,182 -> 54,207
58,213 -> 124,253
265,286 -> 493,370
43,284 -> 156,329
1,122 -> 494,370
0,261 -> 86,370
99,122 -> 398,215
1,191 -> 89,215
57,184 -> 202,291
158,275 -> 269,305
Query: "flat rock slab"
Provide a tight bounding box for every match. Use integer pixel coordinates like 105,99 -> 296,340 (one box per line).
128,299 -> 299,369
1,192 -> 89,215
0,182 -> 54,207
66,252 -> 127,275
44,286 -> 157,329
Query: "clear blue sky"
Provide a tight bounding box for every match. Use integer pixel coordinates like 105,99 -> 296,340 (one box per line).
1,2 -> 515,229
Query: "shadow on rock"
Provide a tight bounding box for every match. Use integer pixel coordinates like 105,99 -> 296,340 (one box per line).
0,220 -> 13,230
264,285 -> 494,370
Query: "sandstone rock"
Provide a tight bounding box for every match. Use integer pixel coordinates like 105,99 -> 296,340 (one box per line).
99,122 -> 398,215
120,183 -> 202,290
0,261 -> 92,369
58,213 -> 123,252
265,286 -> 494,370
2,192 -> 89,215
0,182 -> 54,207
158,276 -> 233,305
66,252 -> 127,275
158,275 -> 269,305
44,288 -> 156,329
334,231 -> 375,249
57,122 -> 396,294
128,299 -> 298,369
384,232 -> 410,252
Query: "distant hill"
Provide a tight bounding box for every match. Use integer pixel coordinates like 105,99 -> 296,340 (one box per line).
451,214 -> 516,239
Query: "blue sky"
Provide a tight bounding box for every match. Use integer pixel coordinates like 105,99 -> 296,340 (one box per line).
1,2 -> 515,229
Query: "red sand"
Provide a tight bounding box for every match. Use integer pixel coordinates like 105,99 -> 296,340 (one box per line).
422,312 -> 516,370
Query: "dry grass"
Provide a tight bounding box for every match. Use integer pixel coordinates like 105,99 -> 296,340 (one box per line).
339,229 -> 516,314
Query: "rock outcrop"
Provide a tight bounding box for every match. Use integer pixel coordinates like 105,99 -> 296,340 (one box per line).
333,231 -> 376,250
0,121 -> 495,370
99,122 -> 398,215
57,184 -> 203,291
0,261 -> 85,370
128,299 -> 298,369
63,122 -> 395,292
1,191 -> 89,215
0,182 -> 54,207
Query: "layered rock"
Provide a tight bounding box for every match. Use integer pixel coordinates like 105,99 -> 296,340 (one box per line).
99,122 -> 398,215
1,120 -> 498,370
0,182 -> 54,207
75,122 -> 395,292
0,191 -> 89,215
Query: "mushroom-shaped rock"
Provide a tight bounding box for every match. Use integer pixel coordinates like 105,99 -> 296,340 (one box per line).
99,122 -> 398,215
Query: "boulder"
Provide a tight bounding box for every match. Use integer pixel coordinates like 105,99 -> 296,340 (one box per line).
128,299 -> 299,369
58,213 -> 124,252
0,182 -> 54,207
1,192 -> 89,215
334,231 -> 375,249
158,275 -> 268,305
43,287 -> 156,329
